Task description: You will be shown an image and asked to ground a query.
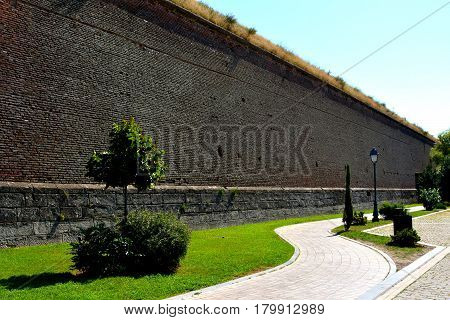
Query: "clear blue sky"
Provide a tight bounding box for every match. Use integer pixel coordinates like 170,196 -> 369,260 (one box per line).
202,0 -> 450,137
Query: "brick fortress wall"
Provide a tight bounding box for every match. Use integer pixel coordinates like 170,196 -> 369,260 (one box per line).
0,0 -> 432,244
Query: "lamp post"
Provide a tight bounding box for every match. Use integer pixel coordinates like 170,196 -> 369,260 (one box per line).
370,148 -> 379,222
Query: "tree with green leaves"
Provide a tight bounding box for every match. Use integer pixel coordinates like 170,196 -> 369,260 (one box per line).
430,129 -> 450,166
431,130 -> 449,201
86,118 -> 166,219
418,129 -> 450,202
343,164 -> 353,231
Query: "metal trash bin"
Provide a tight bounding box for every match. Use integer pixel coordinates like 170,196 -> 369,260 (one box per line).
393,213 -> 412,234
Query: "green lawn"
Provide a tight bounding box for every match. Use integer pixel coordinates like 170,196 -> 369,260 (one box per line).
0,213 -> 342,300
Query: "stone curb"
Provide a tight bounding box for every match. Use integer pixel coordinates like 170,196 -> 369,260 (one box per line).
376,246 -> 450,300
357,245 -> 446,300
167,224 -> 301,300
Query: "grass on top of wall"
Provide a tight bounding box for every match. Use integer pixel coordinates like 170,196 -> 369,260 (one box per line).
0,213 -> 341,300
167,0 -> 433,141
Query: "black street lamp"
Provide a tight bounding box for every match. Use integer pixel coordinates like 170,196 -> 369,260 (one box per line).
370,148 -> 379,222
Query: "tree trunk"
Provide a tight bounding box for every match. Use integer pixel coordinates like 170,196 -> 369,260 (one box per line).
123,185 -> 128,221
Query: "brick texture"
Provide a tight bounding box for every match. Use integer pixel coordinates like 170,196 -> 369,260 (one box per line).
0,0 -> 433,188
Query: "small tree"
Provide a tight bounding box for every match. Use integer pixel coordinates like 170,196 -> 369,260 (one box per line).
343,164 -> 353,231
431,130 -> 450,201
417,130 -> 450,202
86,118 -> 166,219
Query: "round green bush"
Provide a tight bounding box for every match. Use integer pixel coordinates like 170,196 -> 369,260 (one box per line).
419,188 -> 441,211
390,228 -> 421,247
71,211 -> 190,276
379,202 -> 407,220
352,211 -> 367,226
70,223 -> 130,276
123,211 -> 191,273
435,202 -> 447,210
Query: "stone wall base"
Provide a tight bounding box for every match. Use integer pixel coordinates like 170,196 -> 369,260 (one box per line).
0,182 -> 416,246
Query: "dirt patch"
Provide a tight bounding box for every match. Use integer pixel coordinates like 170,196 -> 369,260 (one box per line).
357,240 -> 433,270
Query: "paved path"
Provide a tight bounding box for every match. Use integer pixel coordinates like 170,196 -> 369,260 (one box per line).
174,218 -> 392,300
393,253 -> 450,300
408,205 -> 425,213
370,209 -> 450,300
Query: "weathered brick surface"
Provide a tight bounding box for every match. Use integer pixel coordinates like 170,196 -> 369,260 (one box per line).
0,183 -> 416,246
0,0 -> 433,244
0,0 -> 433,188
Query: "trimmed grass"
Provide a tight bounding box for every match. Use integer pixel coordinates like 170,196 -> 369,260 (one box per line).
331,210 -> 437,269
0,213 -> 341,300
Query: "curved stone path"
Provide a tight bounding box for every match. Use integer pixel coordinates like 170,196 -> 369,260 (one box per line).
173,218 -> 393,300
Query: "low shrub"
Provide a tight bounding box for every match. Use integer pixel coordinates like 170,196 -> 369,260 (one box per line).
71,211 -> 190,276
419,188 -> 441,210
71,224 -> 130,276
247,27 -> 257,35
379,202 -> 407,220
435,202 -> 447,209
224,14 -> 236,25
389,229 -> 421,247
352,211 -> 367,226
123,210 -> 191,273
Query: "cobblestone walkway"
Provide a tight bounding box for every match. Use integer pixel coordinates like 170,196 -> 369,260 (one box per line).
369,210 -> 450,300
393,253 -> 450,300
368,210 -> 450,246
174,218 -> 392,300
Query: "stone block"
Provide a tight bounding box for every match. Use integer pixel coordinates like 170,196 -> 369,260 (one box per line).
162,193 -> 186,204
69,220 -> 95,233
128,193 -> 151,205
201,192 -> 223,204
185,192 -> 202,204
17,207 -> 40,222
33,221 -> 71,236
84,207 -> 118,218
65,193 -> 89,207
32,222 -> 52,235
60,207 -> 83,220
0,208 -> 17,223
89,194 -> 116,207
25,193 -> 48,207
46,194 -> 63,207
0,193 -> 25,208
0,224 -> 19,237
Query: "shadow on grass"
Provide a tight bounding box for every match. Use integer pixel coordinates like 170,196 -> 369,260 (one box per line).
0,269 -> 174,290
0,272 -> 93,290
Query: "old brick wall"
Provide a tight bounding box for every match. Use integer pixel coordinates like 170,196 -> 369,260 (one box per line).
1,0 -> 433,188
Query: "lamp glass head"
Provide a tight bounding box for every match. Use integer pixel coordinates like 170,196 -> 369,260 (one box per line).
370,148 -> 378,164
